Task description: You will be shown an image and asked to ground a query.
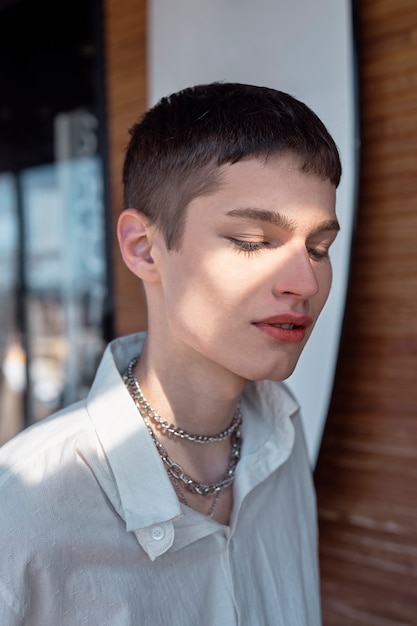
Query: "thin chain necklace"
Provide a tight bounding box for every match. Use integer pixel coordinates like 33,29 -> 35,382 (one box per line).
125,357 -> 242,443
123,358 -> 243,517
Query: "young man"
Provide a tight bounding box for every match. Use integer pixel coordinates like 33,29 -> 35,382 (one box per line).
0,83 -> 341,625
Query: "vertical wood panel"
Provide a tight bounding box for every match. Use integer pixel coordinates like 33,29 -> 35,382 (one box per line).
315,1 -> 417,623
103,0 -> 148,336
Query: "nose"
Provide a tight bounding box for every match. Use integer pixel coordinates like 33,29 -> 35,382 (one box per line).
271,245 -> 321,299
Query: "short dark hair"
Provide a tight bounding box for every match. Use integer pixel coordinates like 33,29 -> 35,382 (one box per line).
123,82 -> 342,250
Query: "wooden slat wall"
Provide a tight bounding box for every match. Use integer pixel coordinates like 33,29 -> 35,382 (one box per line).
103,0 -> 148,336
315,1 -> 417,624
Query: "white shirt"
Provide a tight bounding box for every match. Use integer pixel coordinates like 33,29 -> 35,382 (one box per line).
0,333 -> 321,625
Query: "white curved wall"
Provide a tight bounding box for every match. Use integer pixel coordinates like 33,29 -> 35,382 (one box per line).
148,0 -> 357,464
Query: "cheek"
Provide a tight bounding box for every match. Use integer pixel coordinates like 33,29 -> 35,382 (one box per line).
162,250 -> 259,336
179,257 -> 245,306
165,270 -> 244,344
163,275 -> 221,331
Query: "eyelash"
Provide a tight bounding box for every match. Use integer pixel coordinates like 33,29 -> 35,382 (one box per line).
307,247 -> 330,262
228,238 -> 267,255
229,238 -> 330,261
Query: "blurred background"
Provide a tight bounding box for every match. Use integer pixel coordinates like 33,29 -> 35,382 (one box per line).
0,0 -> 112,439
0,0 -> 416,623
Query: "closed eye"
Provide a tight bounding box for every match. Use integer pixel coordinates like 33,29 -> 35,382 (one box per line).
307,246 -> 330,261
227,238 -> 269,255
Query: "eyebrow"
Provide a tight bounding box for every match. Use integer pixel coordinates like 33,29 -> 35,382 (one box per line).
225,207 -> 340,236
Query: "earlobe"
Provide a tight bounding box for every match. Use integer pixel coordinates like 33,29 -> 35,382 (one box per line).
117,209 -> 159,281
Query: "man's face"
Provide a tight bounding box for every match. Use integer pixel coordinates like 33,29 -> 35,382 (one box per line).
150,154 -> 339,383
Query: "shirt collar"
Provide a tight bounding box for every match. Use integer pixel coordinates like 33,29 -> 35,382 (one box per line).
84,333 -> 183,532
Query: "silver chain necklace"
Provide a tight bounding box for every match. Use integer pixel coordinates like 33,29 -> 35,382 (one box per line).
169,474 -> 222,518
125,357 -> 242,443
123,358 -> 243,503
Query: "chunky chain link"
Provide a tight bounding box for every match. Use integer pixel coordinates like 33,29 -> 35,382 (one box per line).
123,358 -> 242,498
125,358 -> 242,443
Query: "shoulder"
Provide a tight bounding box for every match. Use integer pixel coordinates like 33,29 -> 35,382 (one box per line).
0,400 -> 95,537
0,332 -> 141,482
0,400 -> 88,479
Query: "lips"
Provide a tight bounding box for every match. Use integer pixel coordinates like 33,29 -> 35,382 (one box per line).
252,314 -> 313,343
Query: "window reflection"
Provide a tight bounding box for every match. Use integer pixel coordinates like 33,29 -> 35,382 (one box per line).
0,0 -> 110,443
0,174 -> 24,442
21,137 -> 107,423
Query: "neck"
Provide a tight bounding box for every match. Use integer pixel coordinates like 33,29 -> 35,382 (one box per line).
125,342 -> 243,524
133,337 -> 246,436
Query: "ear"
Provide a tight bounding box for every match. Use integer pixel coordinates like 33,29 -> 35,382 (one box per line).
117,209 -> 160,282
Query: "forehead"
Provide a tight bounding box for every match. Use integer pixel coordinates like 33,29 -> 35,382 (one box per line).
184,154 -> 337,229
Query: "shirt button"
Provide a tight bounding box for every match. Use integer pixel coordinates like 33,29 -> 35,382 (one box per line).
150,526 -> 165,541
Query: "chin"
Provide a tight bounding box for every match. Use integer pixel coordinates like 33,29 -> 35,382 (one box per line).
247,372 -> 294,383
241,360 -> 299,383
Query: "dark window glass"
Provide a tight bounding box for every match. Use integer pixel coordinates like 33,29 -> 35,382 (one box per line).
0,0 -> 111,442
